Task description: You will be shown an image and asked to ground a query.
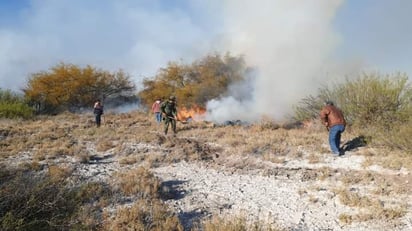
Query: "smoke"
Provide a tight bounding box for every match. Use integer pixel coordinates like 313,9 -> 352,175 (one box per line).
0,0 -> 220,91
206,0 -> 344,123
1,0 -> 411,122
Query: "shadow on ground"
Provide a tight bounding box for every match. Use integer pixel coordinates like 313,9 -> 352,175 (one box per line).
160,180 -> 210,230
179,210 -> 210,231
88,154 -> 114,164
160,180 -> 187,200
342,135 -> 368,152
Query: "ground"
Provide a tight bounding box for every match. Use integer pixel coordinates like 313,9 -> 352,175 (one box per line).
1,112 -> 411,230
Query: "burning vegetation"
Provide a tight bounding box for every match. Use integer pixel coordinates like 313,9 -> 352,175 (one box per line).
177,105 -> 206,122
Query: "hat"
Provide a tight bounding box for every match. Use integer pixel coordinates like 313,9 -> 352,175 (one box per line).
169,96 -> 176,101
325,100 -> 334,106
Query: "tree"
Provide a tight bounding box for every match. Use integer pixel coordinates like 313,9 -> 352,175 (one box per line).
24,63 -> 136,114
138,53 -> 248,109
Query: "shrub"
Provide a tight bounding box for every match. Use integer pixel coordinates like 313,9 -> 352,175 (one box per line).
195,215 -> 283,231
138,53 -> 248,109
23,63 -> 135,114
294,72 -> 412,152
0,102 -> 33,119
337,73 -> 412,129
0,89 -> 33,119
0,168 -> 109,230
104,199 -> 183,231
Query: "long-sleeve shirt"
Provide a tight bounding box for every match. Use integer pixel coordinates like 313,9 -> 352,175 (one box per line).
320,105 -> 346,128
152,101 -> 161,113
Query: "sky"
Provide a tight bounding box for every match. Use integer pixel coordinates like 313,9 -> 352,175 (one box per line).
0,0 -> 411,121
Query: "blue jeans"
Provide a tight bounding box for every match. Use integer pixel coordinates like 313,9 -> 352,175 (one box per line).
329,124 -> 345,154
155,112 -> 162,123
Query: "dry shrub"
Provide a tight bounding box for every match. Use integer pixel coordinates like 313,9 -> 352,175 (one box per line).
76,151 -> 90,164
371,174 -> 411,196
334,187 -> 407,222
32,150 -> 46,161
252,119 -> 281,131
307,153 -> 321,164
357,206 -> 406,222
114,167 -> 160,198
139,132 -> 159,144
195,215 -> 283,231
17,161 -> 43,171
339,205 -> 406,224
243,129 -> 289,158
48,165 -> 73,182
162,137 -> 216,162
263,153 -> 286,164
378,153 -> 412,170
103,199 -> 183,231
118,156 -> 139,165
340,171 -> 375,186
96,139 -> 116,152
359,147 -> 412,170
338,213 -> 353,224
0,168 -> 109,230
335,188 -> 373,208
317,166 -> 334,181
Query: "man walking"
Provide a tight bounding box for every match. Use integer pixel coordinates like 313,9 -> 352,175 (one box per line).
161,96 -> 177,135
320,101 -> 346,156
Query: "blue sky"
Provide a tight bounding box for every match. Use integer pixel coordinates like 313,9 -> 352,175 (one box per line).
0,0 -> 410,120
0,0 -> 410,89
334,0 -> 412,75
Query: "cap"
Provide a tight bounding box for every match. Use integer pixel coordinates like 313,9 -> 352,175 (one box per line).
169,96 -> 176,101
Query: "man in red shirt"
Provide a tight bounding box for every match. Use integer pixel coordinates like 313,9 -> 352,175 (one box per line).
151,98 -> 162,123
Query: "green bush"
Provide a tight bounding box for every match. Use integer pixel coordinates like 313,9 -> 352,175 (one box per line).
337,73 -> 412,129
0,102 -> 33,119
0,89 -> 33,119
294,72 -> 412,152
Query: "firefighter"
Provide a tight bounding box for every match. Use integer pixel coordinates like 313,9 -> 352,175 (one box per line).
161,96 -> 177,135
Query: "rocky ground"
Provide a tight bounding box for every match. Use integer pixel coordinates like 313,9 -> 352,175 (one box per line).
2,114 -> 411,231
4,138 -> 411,231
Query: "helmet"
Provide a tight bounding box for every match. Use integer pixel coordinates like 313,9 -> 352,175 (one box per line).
169,96 -> 176,101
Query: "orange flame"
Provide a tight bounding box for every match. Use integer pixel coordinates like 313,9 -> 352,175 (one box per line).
177,105 -> 206,122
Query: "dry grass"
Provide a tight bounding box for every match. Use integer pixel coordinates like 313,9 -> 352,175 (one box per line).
335,188 -> 407,225
103,199 -> 183,231
0,167 -> 112,230
1,110 -> 411,230
194,215 -> 284,231
113,167 -> 161,198
48,165 -> 73,182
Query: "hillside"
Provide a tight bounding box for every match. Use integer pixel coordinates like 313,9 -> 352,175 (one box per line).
1,111 -> 411,231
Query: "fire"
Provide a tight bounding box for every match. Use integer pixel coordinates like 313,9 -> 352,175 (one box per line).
177,105 -> 206,122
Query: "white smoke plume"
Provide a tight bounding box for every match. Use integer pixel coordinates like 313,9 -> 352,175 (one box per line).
1,0 -> 411,122
206,0 -> 344,123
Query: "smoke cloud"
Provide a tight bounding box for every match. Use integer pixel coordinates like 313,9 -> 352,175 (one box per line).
0,0 -> 220,91
0,0 -> 411,122
206,0 -> 344,122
